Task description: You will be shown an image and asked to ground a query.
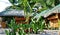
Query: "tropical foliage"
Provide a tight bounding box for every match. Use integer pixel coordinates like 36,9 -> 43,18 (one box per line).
5,0 -> 60,35
5,17 -> 45,35
8,0 -> 58,23
8,0 -> 60,14
8,0 -> 56,12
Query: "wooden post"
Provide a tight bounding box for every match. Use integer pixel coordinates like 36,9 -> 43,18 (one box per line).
0,17 -> 2,28
59,30 -> 60,35
1,22 -> 6,28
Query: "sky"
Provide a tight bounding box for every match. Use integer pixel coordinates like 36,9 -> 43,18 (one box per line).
0,0 -> 12,12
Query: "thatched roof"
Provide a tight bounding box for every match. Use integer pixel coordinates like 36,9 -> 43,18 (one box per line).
34,4 -> 60,18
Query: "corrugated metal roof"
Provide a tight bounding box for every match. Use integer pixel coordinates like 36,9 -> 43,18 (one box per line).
0,7 -> 34,17
34,4 -> 60,18
0,8 -> 24,16
44,4 -> 60,17
34,9 -> 50,18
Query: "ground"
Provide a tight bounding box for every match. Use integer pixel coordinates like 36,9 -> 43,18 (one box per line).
0,28 -> 60,35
